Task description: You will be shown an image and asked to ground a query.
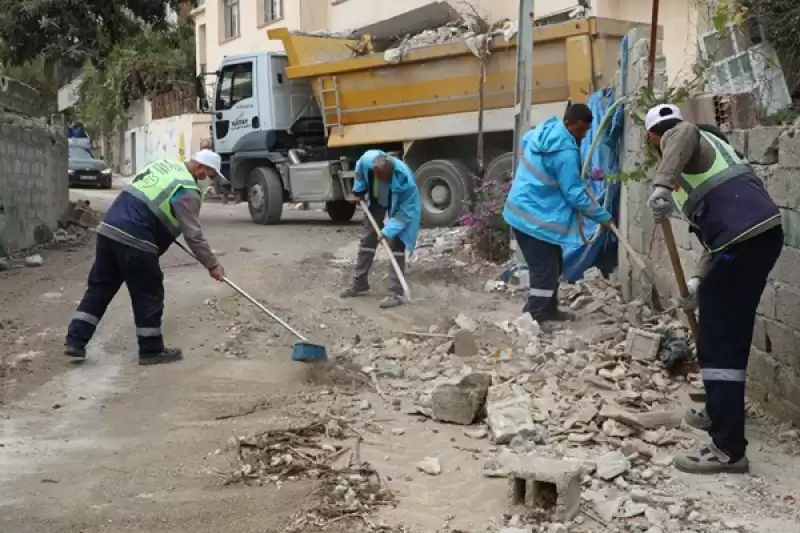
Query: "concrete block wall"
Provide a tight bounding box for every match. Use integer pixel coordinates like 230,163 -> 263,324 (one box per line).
617,26 -> 800,423
0,76 -> 68,254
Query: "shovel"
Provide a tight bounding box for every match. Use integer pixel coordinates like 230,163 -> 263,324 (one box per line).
360,200 -> 412,302
175,241 -> 327,362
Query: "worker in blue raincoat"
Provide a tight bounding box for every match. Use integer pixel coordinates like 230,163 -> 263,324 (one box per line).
340,150 -> 421,308
504,103 -> 612,325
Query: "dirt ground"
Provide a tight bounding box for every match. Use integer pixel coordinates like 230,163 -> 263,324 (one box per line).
2,183 -> 800,533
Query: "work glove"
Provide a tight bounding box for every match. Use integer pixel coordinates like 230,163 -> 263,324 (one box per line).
648,186 -> 674,222
677,277 -> 701,311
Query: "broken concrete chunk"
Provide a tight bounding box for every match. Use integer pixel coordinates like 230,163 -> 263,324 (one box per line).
513,313 -> 541,337
416,456 -> 442,476
25,254 -> 44,267
626,328 -> 663,360
487,383 -> 536,444
599,402 -> 644,429
454,312 -> 477,332
452,328 -> 478,357
464,427 -> 488,440
430,372 -> 492,425
595,451 -> 630,480
636,410 -> 681,430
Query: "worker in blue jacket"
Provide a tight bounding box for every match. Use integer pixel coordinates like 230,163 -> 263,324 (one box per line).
340,150 -> 421,308
504,103 -> 612,324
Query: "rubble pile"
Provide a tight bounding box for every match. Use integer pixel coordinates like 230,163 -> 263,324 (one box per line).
230,420 -> 398,529
382,19 -> 517,64
322,266 -> 762,532
0,200 -> 94,271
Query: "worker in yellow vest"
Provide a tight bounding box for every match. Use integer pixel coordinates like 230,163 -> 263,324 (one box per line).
645,104 -> 782,475
65,150 -> 226,365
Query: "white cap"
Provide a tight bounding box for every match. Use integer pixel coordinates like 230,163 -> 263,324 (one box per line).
645,103 -> 683,132
191,149 -> 223,177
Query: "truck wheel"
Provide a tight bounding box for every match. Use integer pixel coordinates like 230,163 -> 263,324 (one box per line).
248,166 -> 284,225
416,159 -> 476,228
483,152 -> 514,187
326,200 -> 356,223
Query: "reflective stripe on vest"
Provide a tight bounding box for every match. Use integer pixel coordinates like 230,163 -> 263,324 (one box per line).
124,160 -> 201,237
672,131 -> 751,217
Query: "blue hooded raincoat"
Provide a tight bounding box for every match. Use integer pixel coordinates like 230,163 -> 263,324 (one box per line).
503,116 -> 611,247
353,150 -> 422,254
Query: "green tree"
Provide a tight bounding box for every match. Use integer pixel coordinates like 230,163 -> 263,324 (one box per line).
75,21 -> 196,135
0,0 -> 194,108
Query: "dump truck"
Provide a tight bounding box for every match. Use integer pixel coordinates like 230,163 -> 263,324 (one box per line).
201,17 -> 640,227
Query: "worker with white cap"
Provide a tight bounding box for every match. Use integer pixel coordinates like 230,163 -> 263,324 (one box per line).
65,150 -> 226,366
645,103 -> 782,474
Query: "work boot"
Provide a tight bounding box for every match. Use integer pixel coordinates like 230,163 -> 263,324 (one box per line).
340,286 -> 369,298
684,407 -> 711,431
379,294 -> 404,309
543,309 -> 576,322
673,443 -> 749,474
139,347 -> 184,366
64,345 -> 87,360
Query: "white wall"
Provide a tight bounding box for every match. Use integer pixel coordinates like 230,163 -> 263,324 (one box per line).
121,99 -> 211,175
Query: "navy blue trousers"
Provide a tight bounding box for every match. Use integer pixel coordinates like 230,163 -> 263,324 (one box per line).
513,228 -> 563,319
698,226 -> 783,459
66,235 -> 165,356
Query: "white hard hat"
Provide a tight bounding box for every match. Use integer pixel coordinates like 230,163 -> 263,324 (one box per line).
645,104 -> 683,132
191,149 -> 222,177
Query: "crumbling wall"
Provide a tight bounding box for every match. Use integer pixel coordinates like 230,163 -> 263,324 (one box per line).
618,28 -> 800,424
0,76 -> 68,254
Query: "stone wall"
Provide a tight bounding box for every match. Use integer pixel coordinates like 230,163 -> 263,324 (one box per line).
617,28 -> 800,424
0,76 -> 68,254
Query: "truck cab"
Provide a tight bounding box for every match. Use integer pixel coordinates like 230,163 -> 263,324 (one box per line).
207,51 -> 397,225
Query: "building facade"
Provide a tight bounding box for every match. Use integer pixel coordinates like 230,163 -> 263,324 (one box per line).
193,0 -> 706,84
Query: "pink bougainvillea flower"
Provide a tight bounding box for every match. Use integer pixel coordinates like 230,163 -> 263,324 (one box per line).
590,167 -> 605,180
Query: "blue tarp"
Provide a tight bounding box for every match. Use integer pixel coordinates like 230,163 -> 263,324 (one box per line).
559,34 -> 629,282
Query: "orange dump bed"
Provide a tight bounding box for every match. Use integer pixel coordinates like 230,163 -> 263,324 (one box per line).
268,18 -> 644,134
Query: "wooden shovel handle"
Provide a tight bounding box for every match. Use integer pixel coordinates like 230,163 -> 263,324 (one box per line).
660,219 -> 700,340
360,201 -> 412,300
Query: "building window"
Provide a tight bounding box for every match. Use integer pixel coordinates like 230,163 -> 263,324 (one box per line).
263,0 -> 283,23
223,0 -> 240,40
215,61 -> 254,111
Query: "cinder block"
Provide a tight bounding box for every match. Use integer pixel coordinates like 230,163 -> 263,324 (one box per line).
752,317 -> 769,353
779,130 -> 800,168
758,282 -> 777,319
748,127 -> 784,164
748,347 -> 779,386
775,283 -> 800,331
780,209 -> 800,249
770,246 -> 800,287
671,218 -> 693,251
509,457 -> 582,522
762,318 -> 800,367
766,168 -> 800,211
728,129 -> 748,156
626,327 -> 662,360
775,366 -> 800,410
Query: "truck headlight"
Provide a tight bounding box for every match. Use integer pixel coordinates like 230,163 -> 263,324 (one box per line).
101,169 -> 112,175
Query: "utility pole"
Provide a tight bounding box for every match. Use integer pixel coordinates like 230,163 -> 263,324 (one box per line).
510,0 -> 535,266
511,0 -> 535,178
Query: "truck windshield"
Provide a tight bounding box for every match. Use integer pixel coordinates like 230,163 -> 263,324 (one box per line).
215,61 -> 254,111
